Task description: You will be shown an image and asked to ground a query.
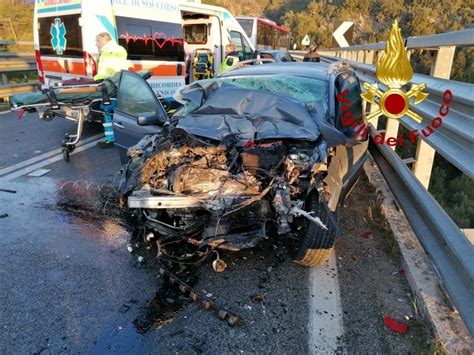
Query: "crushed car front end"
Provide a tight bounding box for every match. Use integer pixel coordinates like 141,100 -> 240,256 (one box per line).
119,63 -> 368,266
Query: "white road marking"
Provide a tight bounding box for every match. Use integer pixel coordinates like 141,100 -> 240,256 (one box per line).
0,110 -> 12,115
0,134 -> 103,177
308,252 -> 344,354
0,137 -> 102,183
27,168 -> 51,177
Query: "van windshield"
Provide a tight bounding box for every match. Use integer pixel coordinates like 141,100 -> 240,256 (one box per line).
38,14 -> 83,57
236,18 -> 254,38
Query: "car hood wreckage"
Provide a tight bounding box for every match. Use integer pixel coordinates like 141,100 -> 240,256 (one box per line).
119,76 -> 366,269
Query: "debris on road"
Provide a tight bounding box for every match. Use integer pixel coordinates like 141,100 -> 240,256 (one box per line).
157,266 -> 244,327
254,294 -> 267,303
0,188 -> 17,193
0,213 -> 8,218
118,304 -> 131,313
384,315 -> 409,334
212,258 -> 227,273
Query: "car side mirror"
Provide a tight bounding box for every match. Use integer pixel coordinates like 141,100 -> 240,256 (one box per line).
137,112 -> 167,126
137,99 -> 168,126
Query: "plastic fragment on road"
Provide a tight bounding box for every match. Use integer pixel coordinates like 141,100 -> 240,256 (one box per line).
0,213 -> 8,218
28,169 -> 51,177
383,315 -> 408,334
17,108 -> 26,120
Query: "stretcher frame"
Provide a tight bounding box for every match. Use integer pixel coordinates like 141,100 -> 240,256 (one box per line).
12,82 -> 116,162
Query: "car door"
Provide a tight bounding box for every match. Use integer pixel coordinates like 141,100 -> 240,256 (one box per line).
113,71 -> 164,164
333,72 -> 369,206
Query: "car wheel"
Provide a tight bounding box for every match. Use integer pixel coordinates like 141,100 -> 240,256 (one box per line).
289,192 -> 337,267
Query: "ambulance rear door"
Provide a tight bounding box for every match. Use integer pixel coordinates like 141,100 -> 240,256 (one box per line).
112,1 -> 186,98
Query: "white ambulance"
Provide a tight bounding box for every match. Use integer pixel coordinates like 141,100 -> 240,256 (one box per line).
34,0 -> 255,97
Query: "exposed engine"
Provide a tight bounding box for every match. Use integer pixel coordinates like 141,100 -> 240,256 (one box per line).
120,129 -> 331,251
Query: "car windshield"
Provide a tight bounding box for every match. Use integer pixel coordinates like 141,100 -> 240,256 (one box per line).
173,74 -> 328,118
218,74 -> 328,112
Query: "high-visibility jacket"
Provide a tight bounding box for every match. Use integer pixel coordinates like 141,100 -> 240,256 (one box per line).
94,41 -> 129,81
219,54 -> 239,74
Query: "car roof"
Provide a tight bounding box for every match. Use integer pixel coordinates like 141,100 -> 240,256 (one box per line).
219,62 -> 335,81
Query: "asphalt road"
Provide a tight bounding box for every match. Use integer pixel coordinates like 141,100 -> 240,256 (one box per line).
0,110 -> 432,354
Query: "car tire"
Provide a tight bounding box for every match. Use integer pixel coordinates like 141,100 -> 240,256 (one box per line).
290,192 -> 337,267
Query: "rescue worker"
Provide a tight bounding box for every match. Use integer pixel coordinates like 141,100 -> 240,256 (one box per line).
94,32 -> 129,148
219,43 -> 240,74
303,45 -> 320,63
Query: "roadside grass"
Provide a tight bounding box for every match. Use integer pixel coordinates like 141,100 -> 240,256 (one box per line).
358,176 -> 402,259
408,318 -> 446,355
357,174 -> 446,355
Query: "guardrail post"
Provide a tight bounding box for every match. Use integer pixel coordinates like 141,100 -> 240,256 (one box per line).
412,46 -> 456,188
364,50 -> 374,65
363,50 -> 379,129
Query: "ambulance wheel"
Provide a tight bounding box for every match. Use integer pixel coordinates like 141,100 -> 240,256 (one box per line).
62,148 -> 70,162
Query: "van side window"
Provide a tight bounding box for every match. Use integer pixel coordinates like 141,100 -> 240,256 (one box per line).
230,31 -> 253,60
116,16 -> 185,61
229,31 -> 243,52
184,24 -> 207,44
38,14 -> 83,57
241,35 -> 254,60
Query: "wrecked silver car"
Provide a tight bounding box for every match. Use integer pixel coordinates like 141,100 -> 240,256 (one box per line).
117,63 -> 368,267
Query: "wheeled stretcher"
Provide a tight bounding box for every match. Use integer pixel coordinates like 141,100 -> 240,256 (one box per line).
9,71 -> 151,162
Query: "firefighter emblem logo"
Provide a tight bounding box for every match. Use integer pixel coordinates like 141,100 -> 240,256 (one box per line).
362,21 -> 428,123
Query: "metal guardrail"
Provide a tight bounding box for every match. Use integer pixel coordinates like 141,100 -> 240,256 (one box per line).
319,28 -> 474,51
368,127 -> 474,335
0,82 -> 39,99
0,40 -> 34,46
0,53 -> 36,72
290,28 -> 474,334
0,48 -> 38,101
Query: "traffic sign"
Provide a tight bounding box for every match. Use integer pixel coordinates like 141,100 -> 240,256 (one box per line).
332,21 -> 354,47
301,35 -> 310,46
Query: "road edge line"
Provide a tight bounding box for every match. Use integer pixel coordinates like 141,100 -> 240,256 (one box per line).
363,156 -> 474,353
308,253 -> 344,354
0,133 -> 103,177
0,137 -> 102,182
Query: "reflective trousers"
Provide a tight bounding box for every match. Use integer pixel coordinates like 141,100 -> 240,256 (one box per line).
100,100 -> 117,143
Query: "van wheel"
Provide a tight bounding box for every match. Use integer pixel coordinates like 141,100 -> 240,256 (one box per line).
289,192 -> 337,267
